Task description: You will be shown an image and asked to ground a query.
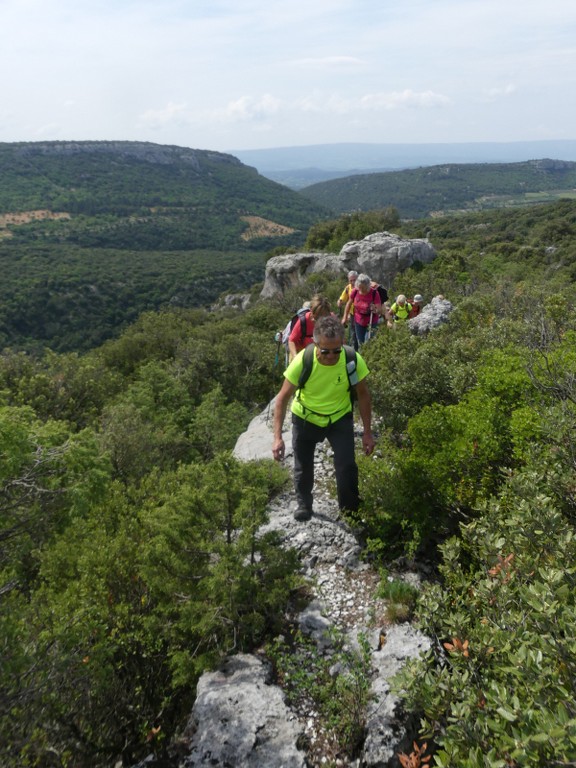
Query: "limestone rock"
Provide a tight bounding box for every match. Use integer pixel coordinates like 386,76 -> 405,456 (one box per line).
340,232 -> 436,288
180,654 -> 306,768
260,251 -> 347,298
260,232 -> 436,299
211,292 -> 252,311
361,624 -> 432,767
232,397 -> 286,463
409,295 -> 453,335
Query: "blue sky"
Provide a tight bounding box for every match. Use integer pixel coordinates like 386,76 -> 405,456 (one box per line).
1,0 -> 575,152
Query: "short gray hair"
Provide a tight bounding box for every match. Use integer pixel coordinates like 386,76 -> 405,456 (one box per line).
347,270 -> 358,280
356,273 -> 371,289
313,315 -> 345,343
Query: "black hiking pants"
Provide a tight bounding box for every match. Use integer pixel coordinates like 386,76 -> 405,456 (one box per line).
291,411 -> 359,514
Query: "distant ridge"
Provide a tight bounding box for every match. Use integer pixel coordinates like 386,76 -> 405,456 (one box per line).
298,159 -> 576,219
230,141 -> 576,188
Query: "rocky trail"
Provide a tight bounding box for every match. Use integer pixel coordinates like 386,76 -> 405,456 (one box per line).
135,401 -> 432,768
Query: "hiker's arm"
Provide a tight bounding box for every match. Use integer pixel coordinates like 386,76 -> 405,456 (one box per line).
272,378 -> 297,461
288,340 -> 298,361
355,379 -> 376,456
342,298 -> 353,324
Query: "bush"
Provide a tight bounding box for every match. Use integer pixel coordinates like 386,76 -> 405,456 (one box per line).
394,468 -> 576,767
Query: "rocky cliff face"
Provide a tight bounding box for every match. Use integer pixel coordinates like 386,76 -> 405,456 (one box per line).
260,232 -> 436,298
11,140 -> 245,171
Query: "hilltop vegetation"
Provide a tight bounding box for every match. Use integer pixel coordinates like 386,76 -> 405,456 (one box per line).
300,158 -> 576,218
0,140 -> 328,352
0,141 -> 325,245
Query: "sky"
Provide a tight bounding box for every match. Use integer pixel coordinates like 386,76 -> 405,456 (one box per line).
1,0 -> 575,154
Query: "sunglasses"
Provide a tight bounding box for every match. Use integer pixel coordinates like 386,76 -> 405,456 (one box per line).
319,347 -> 342,356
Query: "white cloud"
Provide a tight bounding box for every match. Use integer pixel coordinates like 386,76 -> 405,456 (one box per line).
0,0 -> 574,148
360,90 -> 451,110
210,88 -> 451,126
138,102 -> 189,129
220,95 -> 283,122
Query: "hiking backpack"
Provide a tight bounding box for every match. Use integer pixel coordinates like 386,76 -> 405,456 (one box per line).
374,284 -> 388,303
281,308 -> 308,345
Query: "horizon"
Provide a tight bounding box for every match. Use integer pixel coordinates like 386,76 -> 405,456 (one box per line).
1,0 -> 575,153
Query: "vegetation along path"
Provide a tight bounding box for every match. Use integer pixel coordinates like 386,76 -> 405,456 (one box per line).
171,403 -> 432,767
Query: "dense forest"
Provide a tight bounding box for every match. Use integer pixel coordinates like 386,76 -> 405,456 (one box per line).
300,158 -> 576,218
2,142 -> 576,765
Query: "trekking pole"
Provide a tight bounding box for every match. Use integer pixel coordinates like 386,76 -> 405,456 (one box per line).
366,311 -> 373,341
273,331 -> 282,368
267,332 -> 283,423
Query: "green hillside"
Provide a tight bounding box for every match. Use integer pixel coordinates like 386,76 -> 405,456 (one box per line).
299,158 -> 576,218
0,140 -> 327,247
0,141 -> 328,352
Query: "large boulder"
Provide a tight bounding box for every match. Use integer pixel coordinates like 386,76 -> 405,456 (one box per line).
259,251 -> 347,298
260,232 -> 436,299
341,231 -> 436,288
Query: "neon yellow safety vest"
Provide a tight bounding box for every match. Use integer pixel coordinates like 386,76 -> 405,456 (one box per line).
391,302 -> 412,320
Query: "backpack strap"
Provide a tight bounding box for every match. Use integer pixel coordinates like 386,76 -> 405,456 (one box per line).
297,343 -> 315,389
344,345 -> 358,385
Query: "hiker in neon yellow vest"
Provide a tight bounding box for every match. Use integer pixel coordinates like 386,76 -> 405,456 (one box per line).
272,315 -> 375,521
390,294 -> 412,322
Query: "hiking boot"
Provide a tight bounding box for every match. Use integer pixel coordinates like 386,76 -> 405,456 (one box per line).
293,505 -> 312,522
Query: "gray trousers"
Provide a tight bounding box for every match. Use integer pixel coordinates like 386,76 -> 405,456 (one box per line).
291,411 -> 359,513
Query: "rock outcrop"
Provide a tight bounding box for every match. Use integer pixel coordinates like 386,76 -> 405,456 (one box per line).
211,292 -> 252,311
339,232 -> 436,288
260,232 -> 436,299
181,655 -> 307,768
408,295 -> 454,335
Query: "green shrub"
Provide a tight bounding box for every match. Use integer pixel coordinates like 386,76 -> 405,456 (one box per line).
394,469 -> 576,767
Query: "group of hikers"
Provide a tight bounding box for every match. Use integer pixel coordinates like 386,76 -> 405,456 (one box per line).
279,270 -> 423,363
338,269 -> 423,348
272,270 -> 425,522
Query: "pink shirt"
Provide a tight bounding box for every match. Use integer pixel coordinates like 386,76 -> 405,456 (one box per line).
350,288 -> 381,327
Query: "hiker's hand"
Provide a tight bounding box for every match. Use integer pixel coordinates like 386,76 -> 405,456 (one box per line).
362,432 -> 376,456
272,437 -> 285,462
341,317 -> 348,326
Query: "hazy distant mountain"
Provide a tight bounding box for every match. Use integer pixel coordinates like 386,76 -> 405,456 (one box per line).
230,141 -> 576,189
